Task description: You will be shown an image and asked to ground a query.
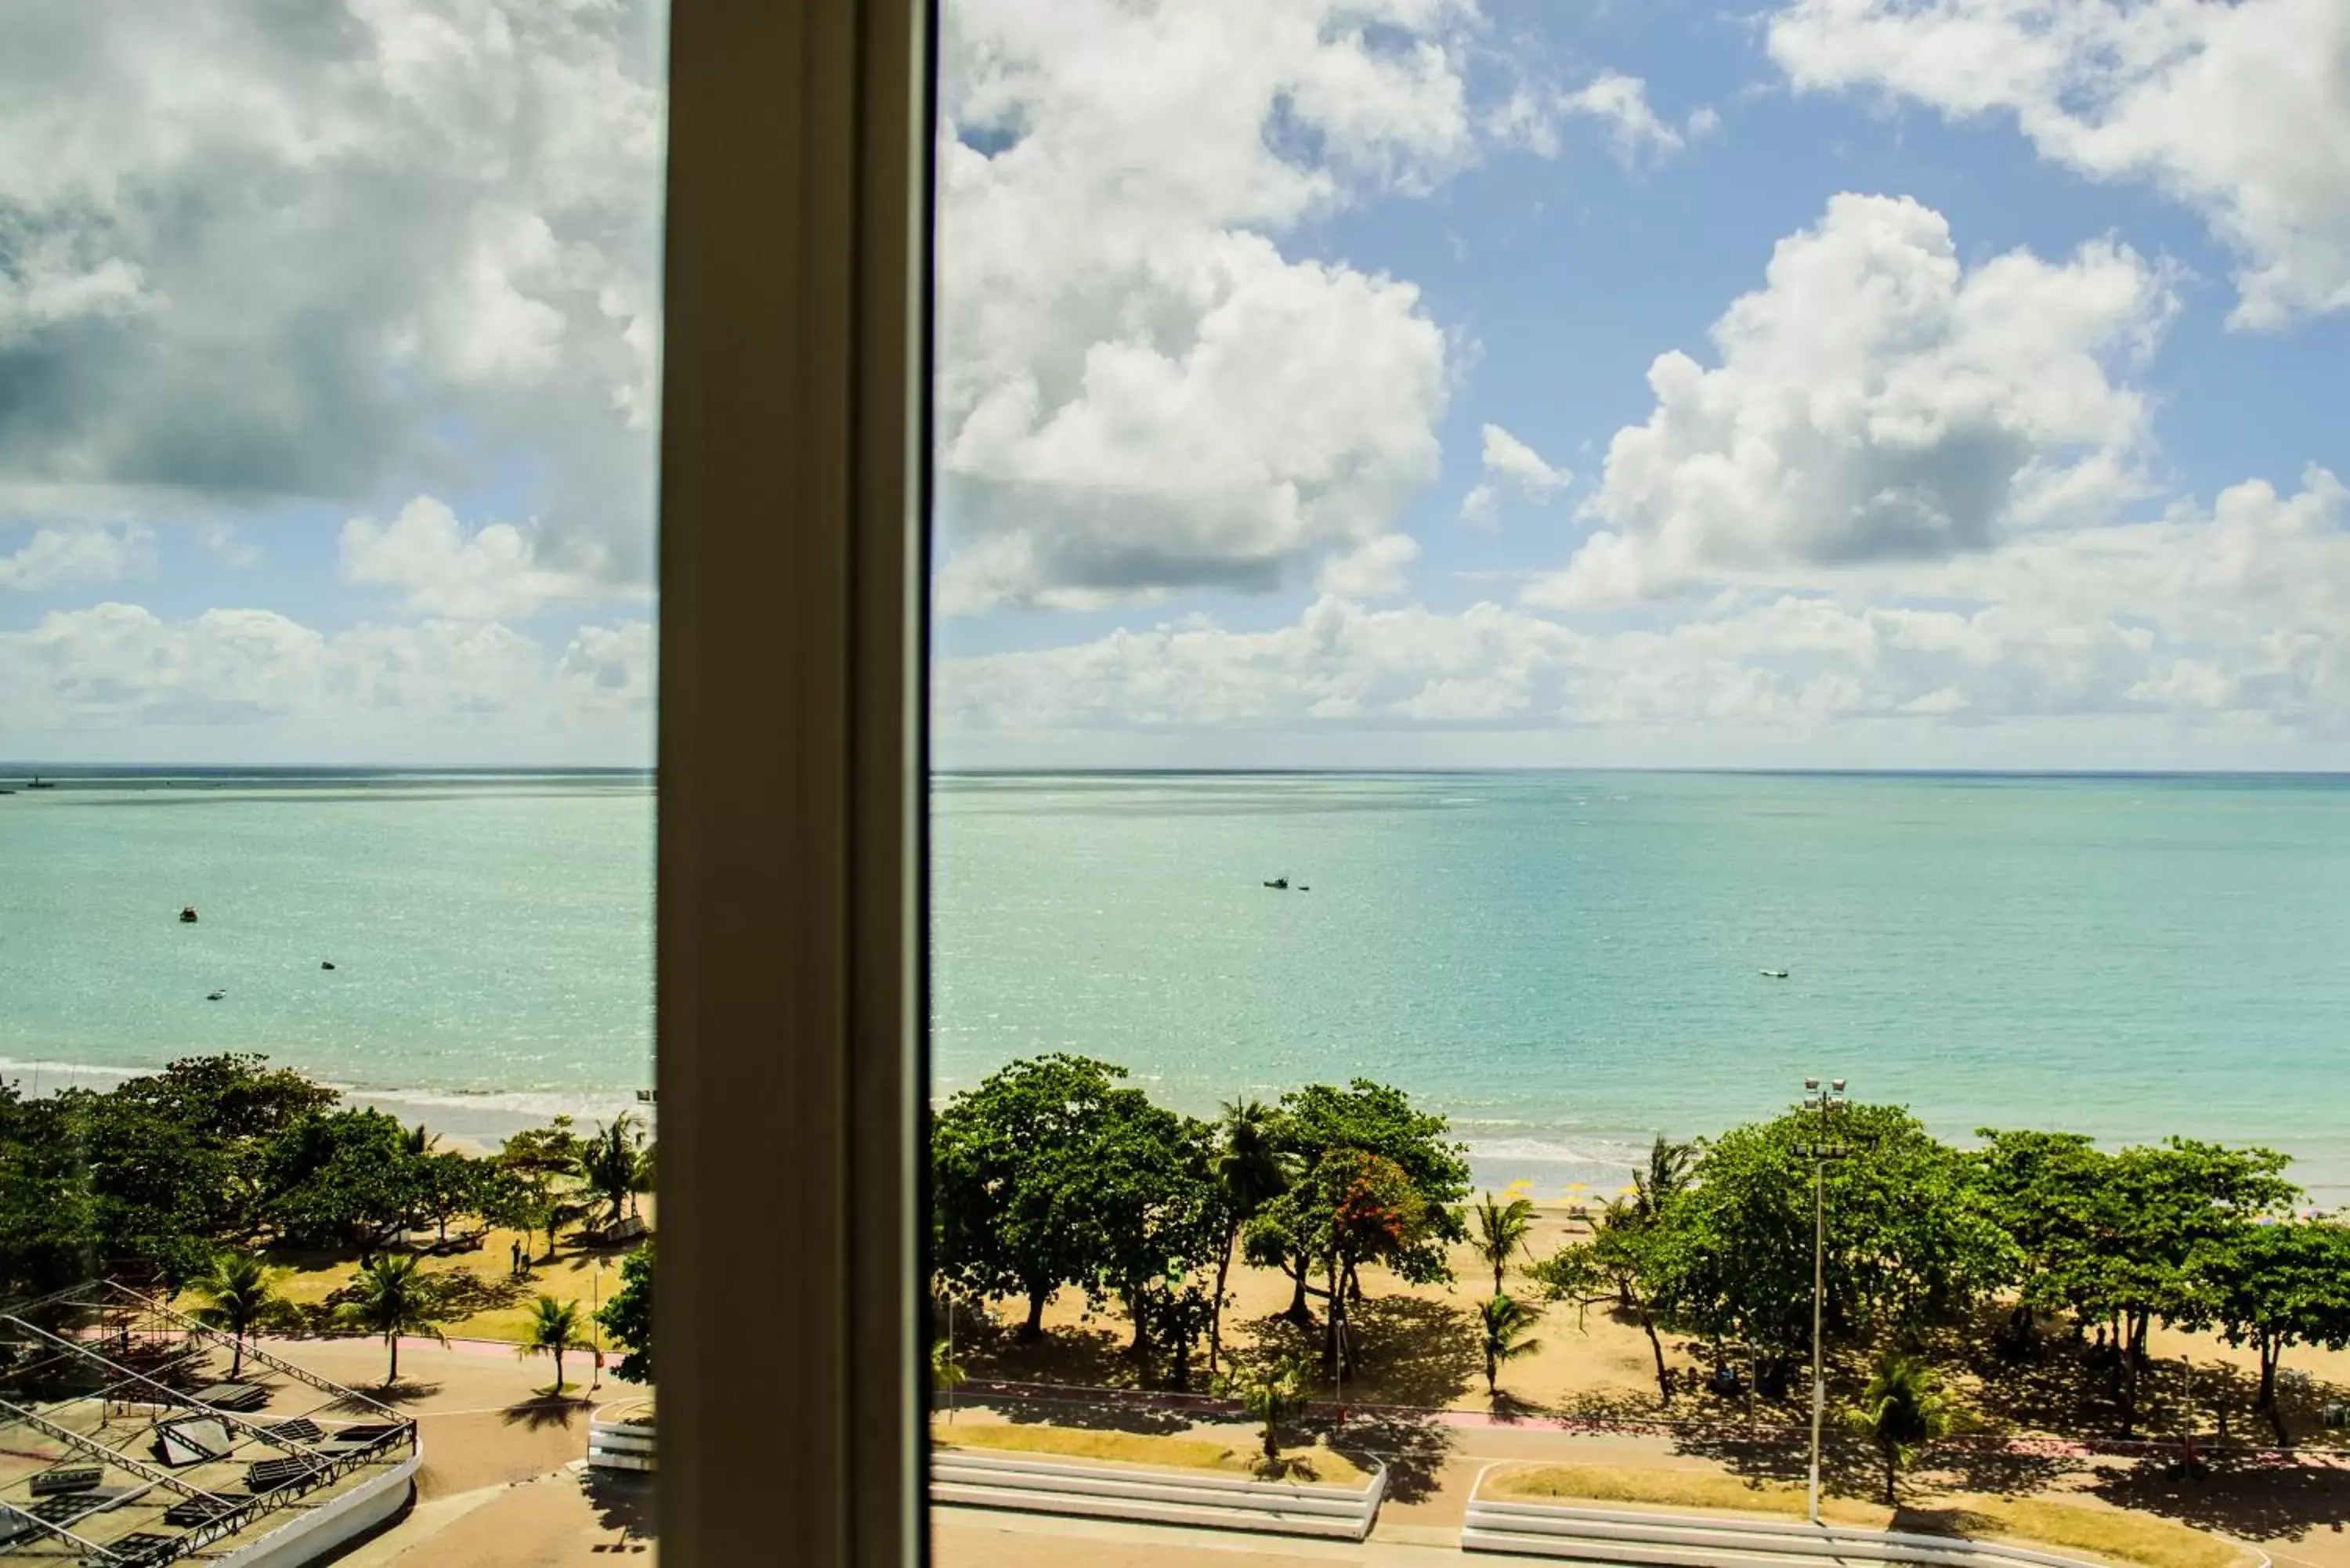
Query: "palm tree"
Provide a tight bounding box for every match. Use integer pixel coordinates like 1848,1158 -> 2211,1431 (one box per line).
187,1252 -> 287,1379
1847,1350 -> 1951,1505
1480,1292 -> 1542,1399
1631,1135 -> 1695,1223
402,1123 -> 439,1156
518,1294 -> 586,1395
336,1253 -> 449,1386
931,1336 -> 969,1420
1207,1099 -> 1289,1375
1470,1192 -> 1538,1295
584,1115 -> 643,1228
1217,1355 -> 1306,1465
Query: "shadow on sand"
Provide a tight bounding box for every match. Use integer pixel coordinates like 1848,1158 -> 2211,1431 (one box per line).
501,1393 -> 588,1432
582,1466 -> 656,1552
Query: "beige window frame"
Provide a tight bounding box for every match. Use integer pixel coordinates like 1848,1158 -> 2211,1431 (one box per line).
653,1 -> 931,1563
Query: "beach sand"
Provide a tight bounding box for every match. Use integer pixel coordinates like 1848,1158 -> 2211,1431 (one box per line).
954,1201 -> 2350,1444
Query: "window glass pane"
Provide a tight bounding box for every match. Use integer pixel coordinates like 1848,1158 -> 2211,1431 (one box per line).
2,5 -> 664,1562
927,2 -> 2350,1564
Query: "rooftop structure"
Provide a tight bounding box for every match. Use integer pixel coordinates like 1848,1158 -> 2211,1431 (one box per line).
0,1284 -> 418,1566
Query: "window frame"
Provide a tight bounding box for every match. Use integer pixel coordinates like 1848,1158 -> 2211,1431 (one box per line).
653,0 -> 933,1561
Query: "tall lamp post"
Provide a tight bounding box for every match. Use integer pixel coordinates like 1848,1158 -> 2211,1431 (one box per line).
1800,1075 -> 1851,1526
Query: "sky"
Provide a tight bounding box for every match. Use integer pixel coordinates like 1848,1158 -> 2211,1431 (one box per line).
3,1 -> 2347,769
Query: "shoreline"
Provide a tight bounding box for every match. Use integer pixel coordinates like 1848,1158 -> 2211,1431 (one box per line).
0,1055 -> 649,1143
10,1050 -> 2345,1209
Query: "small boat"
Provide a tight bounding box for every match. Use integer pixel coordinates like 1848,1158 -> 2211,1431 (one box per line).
1298,885 -> 1311,892
1262,877 -> 1289,890
205,990 -> 226,1002
27,776 -> 54,789
1759,968 -> 1789,979
320,960 -> 336,971
179,906 -> 200,924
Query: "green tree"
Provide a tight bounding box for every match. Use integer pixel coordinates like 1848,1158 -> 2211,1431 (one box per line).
1847,1350 -> 1951,1504
1479,1292 -> 1542,1398
583,1114 -> 646,1227
2183,1220 -> 2350,1440
1207,1099 -> 1290,1375
498,1118 -> 588,1259
931,1336 -> 969,1397
1270,1147 -> 1428,1375
1990,1136 -> 2298,1435
519,1294 -> 587,1394
1470,1192 -> 1537,1296
0,1086 -> 98,1300
336,1252 -> 449,1385
1247,1080 -> 1468,1328
1631,1135 -> 1696,1223
262,1109 -> 425,1259
1529,1216 -> 1687,1404
597,1241 -> 654,1384
1217,1355 -> 1307,1466
187,1252 -> 291,1379
931,1055 -> 1155,1340
113,1055 -> 338,1234
414,1152 -> 485,1246
1660,1104 -> 2016,1390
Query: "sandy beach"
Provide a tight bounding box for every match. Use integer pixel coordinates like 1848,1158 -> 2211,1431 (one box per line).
952,1200 -> 2350,1446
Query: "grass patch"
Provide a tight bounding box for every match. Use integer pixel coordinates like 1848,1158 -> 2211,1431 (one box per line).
932,1421 -> 1367,1487
1488,1465 -> 2246,1568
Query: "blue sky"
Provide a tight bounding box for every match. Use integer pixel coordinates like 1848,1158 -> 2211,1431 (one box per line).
3,1 -> 2346,767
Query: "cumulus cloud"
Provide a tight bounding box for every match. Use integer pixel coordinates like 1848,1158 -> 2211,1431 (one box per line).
0,2 -> 664,576
0,524 -> 152,591
1769,0 -> 2350,327
341,495 -> 623,621
1531,193 -> 2175,606
940,465 -> 2350,753
0,602 -> 655,761
1461,422 -> 1571,525
1317,533 -> 1420,598
935,0 -> 1493,613
1560,73 -> 1697,167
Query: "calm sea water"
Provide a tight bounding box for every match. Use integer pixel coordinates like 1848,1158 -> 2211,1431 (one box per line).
5,769 -> 2348,1201
0,770 -> 656,1136
932,771 -> 2350,1206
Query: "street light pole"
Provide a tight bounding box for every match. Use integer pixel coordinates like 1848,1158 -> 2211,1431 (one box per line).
1802,1075 -> 1849,1526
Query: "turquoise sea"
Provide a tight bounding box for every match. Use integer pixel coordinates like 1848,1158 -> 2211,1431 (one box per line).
932,771 -> 2350,1207
5,768 -> 2348,1203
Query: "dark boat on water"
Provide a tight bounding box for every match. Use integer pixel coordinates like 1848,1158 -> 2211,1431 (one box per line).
1263,876 -> 1289,890
27,776 -> 55,789
180,906 -> 200,923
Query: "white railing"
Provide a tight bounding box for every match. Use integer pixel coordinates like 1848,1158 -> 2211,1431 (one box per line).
931,1446 -> 1386,1540
588,1402 -> 656,1472
1461,1467 -> 2259,1568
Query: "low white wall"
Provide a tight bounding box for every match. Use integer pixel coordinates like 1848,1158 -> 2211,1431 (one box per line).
1460,1469 -> 2207,1568
214,1454 -> 421,1568
930,1447 -> 1385,1541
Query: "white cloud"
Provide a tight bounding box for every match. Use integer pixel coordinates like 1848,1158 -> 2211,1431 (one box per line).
937,466 -> 2350,760
935,0 -> 1489,612
0,525 -> 153,591
1318,533 -> 1420,598
1460,423 -> 1571,526
1562,73 -> 1691,167
340,495 -> 621,621
1532,193 -> 2175,606
0,602 -> 655,763
196,521 -> 262,569
1769,0 -> 2350,327
0,2 -> 664,577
